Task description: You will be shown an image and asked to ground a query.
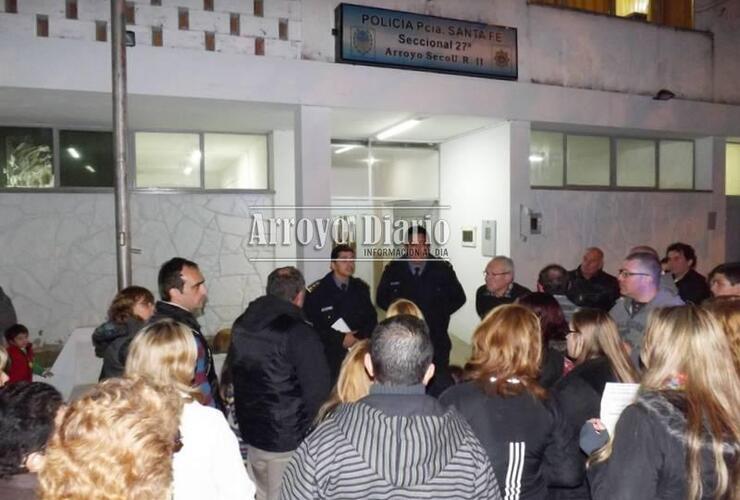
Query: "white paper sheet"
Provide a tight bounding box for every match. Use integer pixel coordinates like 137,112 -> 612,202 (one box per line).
331,317 -> 352,333
600,382 -> 640,437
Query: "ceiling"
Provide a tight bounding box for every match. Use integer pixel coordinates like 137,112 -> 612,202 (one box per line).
0,88 -> 502,143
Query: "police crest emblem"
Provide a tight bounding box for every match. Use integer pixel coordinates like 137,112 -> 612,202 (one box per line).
494,50 -> 510,67
351,27 -> 375,55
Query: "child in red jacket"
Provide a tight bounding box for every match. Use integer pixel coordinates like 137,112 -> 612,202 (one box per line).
4,324 -> 43,383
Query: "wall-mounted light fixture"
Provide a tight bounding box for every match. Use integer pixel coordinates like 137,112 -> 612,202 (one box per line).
653,89 -> 676,101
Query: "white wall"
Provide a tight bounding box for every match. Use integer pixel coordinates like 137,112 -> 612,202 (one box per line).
440,123 -> 511,344
301,0 -> 734,103
0,191 -> 276,343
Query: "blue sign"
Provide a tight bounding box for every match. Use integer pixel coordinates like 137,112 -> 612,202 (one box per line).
335,3 -> 518,80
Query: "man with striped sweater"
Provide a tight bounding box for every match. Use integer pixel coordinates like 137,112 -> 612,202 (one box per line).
279,315 -> 501,500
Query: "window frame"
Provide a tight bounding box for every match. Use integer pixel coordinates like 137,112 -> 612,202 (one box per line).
131,129 -> 273,194
530,129 -> 703,192
0,124 -> 274,194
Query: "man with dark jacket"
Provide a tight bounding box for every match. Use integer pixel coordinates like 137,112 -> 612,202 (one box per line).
280,315 -> 501,500
376,226 -> 465,395
476,256 -> 530,318
146,257 -> 222,410
304,244 -> 377,384
231,266 -> 330,500
567,247 -> 620,311
666,242 -> 711,304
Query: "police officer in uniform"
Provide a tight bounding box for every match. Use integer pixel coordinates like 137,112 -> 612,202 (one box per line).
304,244 -> 377,384
376,225 -> 466,395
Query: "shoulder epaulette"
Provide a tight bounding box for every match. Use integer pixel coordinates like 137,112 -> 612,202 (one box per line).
306,280 -> 322,293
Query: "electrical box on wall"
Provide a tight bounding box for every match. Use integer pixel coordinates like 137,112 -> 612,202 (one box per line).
461,227 -> 476,247
482,220 -> 496,257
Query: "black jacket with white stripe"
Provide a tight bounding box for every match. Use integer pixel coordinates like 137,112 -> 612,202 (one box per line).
440,381 -> 584,500
279,384 -> 501,500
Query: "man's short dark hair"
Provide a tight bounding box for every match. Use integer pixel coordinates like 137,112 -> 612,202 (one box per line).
406,225 -> 427,242
370,315 -> 433,386
625,252 -> 662,286
4,324 -> 29,343
158,257 -> 198,301
0,382 -> 63,476
266,267 -> 305,302
331,244 -> 355,261
667,242 -> 697,268
538,264 -> 570,295
708,262 -> 740,285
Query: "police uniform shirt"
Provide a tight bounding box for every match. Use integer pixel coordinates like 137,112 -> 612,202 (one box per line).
376,255 -> 466,366
303,272 -> 377,381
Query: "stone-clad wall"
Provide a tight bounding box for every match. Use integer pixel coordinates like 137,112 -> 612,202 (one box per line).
0,0 -> 301,58
0,191 -> 276,343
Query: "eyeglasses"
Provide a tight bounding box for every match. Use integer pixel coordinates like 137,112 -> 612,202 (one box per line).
617,270 -> 651,278
484,271 -> 511,277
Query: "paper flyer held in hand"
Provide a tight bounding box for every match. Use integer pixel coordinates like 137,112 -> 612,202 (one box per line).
331,318 -> 352,333
600,382 -> 640,437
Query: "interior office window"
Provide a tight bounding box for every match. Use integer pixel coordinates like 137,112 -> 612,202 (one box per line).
659,140 -> 693,189
616,138 -> 655,187
60,130 -> 114,187
204,134 -> 268,189
135,132 -> 201,188
529,131 -> 564,187
566,134 -> 610,186
371,145 -> 439,200
331,144 -> 369,198
0,127 -> 53,188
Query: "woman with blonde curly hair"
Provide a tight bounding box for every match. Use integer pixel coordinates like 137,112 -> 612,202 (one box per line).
315,340 -> 372,422
440,304 -> 583,500
584,305 -> 740,500
38,377 -> 181,500
125,319 -> 254,500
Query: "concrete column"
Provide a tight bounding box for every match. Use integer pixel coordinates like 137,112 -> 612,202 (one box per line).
294,105 -> 332,283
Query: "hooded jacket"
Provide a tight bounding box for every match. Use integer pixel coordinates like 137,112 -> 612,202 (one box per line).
231,294 -> 330,453
91,317 -> 143,380
279,385 -> 501,500
588,391 -> 739,500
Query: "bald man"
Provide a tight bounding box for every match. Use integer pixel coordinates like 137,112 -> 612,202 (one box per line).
567,247 -> 620,311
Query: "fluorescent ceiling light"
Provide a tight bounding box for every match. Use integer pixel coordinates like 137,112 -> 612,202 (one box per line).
529,153 -> 545,163
67,147 -> 81,159
362,157 -> 379,166
84,165 -> 96,173
376,119 -> 421,141
334,145 -> 358,155
190,150 -> 202,163
183,166 -> 193,176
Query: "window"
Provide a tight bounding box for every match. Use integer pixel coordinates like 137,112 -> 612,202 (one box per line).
331,141 -> 439,200
60,130 -> 114,187
529,0 -> 693,29
0,127 -> 54,188
616,138 -> 655,187
530,130 -> 698,191
529,131 -> 564,187
204,134 -> 268,190
659,140 -> 693,189
135,132 -> 269,190
566,135 -> 610,186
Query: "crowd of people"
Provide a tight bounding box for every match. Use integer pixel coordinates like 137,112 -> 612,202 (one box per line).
0,227 -> 738,500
